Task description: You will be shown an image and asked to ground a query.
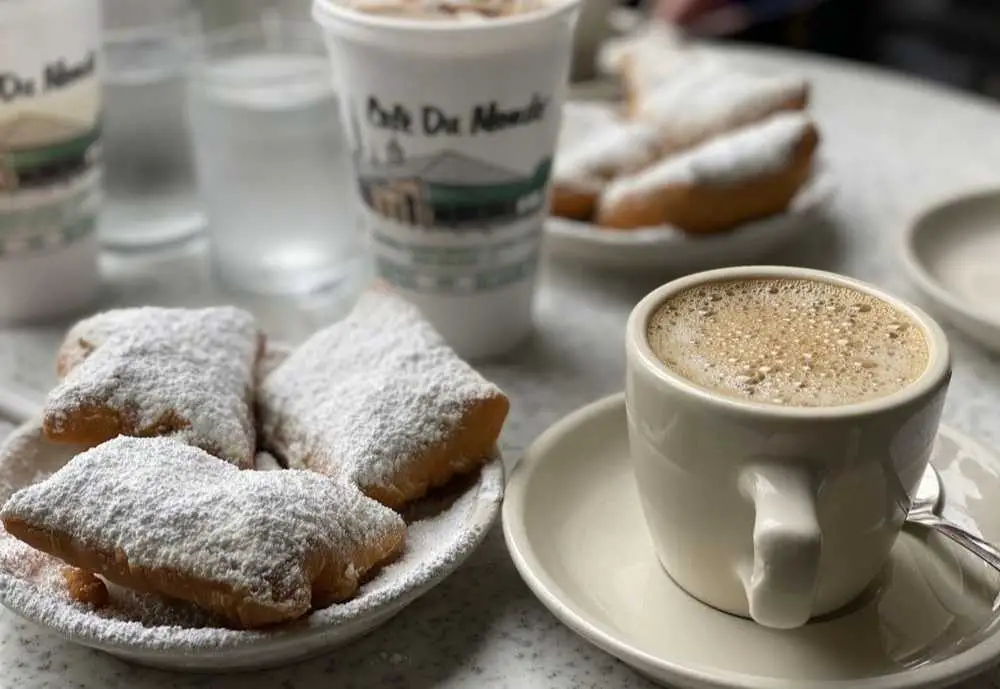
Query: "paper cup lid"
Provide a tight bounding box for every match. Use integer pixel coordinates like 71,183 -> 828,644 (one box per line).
312,0 -> 582,52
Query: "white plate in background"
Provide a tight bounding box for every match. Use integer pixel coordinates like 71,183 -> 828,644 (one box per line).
547,99 -> 835,273
902,188 -> 1000,354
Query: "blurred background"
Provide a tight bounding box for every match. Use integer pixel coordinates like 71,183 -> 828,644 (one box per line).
186,0 -> 1000,97
644,0 -> 1000,100
5,0 -> 998,334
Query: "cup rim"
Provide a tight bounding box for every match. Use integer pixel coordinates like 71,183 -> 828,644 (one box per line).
184,19 -> 330,86
101,11 -> 196,41
195,18 -> 323,43
312,0 -> 581,34
626,266 -> 952,420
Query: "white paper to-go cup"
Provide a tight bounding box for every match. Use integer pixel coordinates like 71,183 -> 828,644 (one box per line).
0,0 -> 103,325
313,0 -> 581,360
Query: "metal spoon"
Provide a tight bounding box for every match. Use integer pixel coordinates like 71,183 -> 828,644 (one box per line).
907,465 -> 1000,571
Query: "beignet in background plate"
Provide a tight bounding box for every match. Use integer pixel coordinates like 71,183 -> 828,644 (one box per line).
597,112 -> 820,233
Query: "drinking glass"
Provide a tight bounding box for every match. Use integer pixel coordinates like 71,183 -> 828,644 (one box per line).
100,0 -> 204,249
185,16 -> 362,296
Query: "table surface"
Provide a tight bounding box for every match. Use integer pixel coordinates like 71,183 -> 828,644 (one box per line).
4,43 -> 1000,689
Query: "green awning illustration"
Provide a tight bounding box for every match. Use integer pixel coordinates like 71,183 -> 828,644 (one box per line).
425,157 -> 552,207
358,147 -> 550,220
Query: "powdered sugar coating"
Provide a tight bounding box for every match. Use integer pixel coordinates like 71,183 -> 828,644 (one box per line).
554,119 -> 662,193
601,112 -> 815,209
599,25 -> 807,149
634,61 -> 808,149
558,101 -> 619,155
0,416 -> 502,661
0,417 -> 80,502
98,581 -> 226,629
255,451 -> 284,471
0,536 -> 71,600
260,290 -> 505,495
0,435 -> 405,622
44,307 -> 261,468
600,23 -> 721,100
0,472 -> 494,649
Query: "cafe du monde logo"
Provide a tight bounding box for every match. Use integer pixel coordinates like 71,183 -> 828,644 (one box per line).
0,50 -> 99,193
0,51 -> 97,103
351,93 -> 554,230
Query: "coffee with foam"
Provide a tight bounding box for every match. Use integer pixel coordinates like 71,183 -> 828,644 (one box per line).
648,278 -> 929,407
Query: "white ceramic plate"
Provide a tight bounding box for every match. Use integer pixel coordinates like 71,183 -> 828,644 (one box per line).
902,188 -> 1000,354
503,393 -> 1000,689
0,418 -> 503,672
546,101 -> 835,272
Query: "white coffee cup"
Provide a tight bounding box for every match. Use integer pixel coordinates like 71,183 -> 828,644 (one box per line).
625,266 -> 952,630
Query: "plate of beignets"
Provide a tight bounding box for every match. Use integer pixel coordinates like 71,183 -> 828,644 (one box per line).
0,290 -> 506,671
547,27 -> 833,270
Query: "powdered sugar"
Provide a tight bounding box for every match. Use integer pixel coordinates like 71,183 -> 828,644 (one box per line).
597,26 -> 809,159
0,536 -> 70,600
632,60 -> 807,154
600,23 -> 722,103
598,22 -> 688,77
601,112 -> 815,208
554,119 -> 662,193
255,451 -> 284,471
557,101 -> 620,155
97,581 -> 229,629
0,416 -> 86,503
44,307 -> 261,468
1,436 -> 405,625
260,290 -> 504,494
0,419 -> 502,666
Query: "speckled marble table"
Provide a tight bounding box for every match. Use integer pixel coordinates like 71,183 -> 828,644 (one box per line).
4,44 -> 1000,689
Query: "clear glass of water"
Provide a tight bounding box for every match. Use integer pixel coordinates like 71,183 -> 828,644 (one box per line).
101,0 -> 204,249
185,17 -> 362,296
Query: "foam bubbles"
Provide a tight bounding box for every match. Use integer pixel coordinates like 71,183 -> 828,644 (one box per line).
647,278 -> 929,408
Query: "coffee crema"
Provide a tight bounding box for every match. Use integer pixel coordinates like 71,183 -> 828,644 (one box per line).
647,278 -> 929,407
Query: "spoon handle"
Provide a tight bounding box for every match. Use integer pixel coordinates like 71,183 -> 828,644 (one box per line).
920,516 -> 1000,571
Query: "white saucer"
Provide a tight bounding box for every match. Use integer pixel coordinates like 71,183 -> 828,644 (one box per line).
503,393 -> 1000,689
546,101 -> 835,272
902,188 -> 1000,354
0,418 -> 503,672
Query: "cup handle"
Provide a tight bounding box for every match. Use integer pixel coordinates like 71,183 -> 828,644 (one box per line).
738,464 -> 821,629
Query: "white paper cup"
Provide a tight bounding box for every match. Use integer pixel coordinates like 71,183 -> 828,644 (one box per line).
0,0 -> 103,324
313,0 -> 581,360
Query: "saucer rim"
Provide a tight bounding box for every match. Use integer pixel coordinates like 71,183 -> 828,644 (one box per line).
900,186 -> 1000,352
502,392 -> 1000,689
